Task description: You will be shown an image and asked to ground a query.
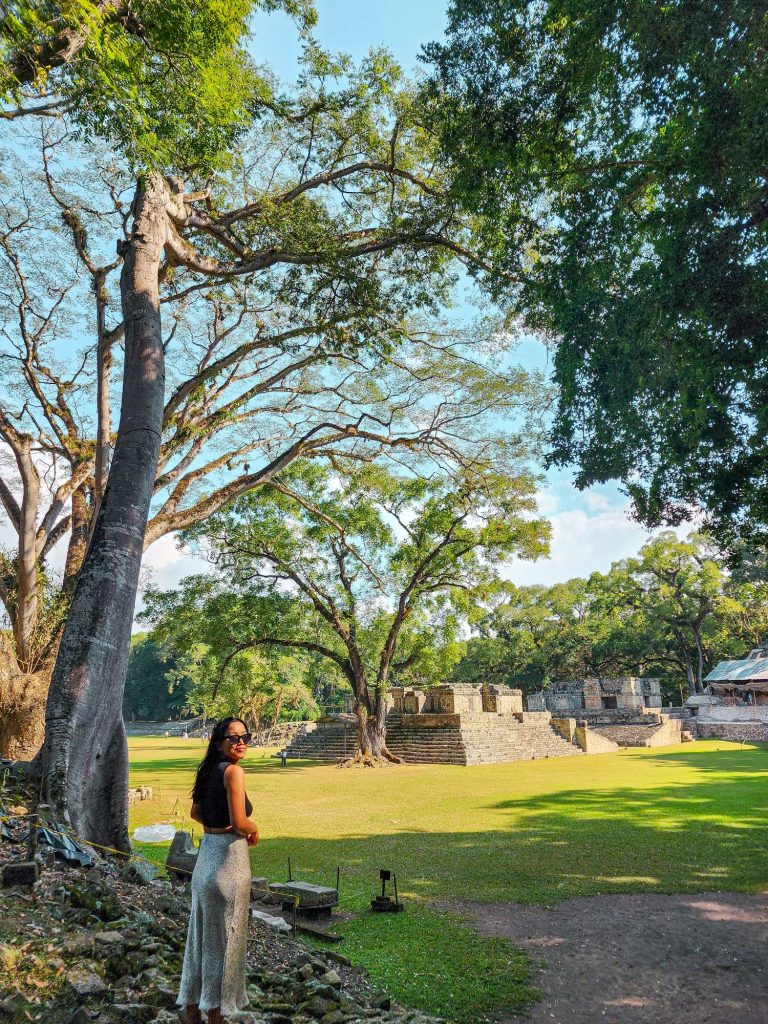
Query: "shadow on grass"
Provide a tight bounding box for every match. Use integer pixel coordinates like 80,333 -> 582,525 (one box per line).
642,744 -> 768,773
246,772 -> 768,907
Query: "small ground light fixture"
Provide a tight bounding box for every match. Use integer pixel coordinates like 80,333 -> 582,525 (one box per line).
371,868 -> 404,913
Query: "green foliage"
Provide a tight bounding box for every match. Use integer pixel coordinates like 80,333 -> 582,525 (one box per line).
424,0 -> 768,542
454,531 -> 768,699
179,644 -> 318,727
145,583 -> 319,727
142,459 -> 549,708
123,632 -> 190,720
1,1 -> 316,169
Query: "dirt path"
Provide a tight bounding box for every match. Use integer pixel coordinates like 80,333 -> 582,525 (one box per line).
442,892 -> 768,1024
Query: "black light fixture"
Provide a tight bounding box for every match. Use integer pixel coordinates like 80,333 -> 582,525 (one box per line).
371,868 -> 404,912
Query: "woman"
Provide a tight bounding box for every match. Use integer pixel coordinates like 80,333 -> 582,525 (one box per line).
177,717 -> 259,1024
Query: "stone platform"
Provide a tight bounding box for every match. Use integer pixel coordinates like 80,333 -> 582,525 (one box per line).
283,707 -> 584,765
282,684 -> 691,765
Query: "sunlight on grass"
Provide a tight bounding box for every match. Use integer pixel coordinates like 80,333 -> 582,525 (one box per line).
129,737 -> 768,1022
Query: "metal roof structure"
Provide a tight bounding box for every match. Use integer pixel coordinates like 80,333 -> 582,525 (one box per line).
705,656 -> 768,682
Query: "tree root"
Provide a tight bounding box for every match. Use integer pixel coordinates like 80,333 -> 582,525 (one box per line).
337,746 -> 405,768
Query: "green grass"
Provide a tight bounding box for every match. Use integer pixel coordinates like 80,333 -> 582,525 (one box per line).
129,738 -> 768,1021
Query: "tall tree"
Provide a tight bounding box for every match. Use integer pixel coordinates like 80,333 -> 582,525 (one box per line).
2,0 -> 314,846
2,6 -> 525,844
455,532 -> 768,701
145,458 -> 549,763
609,533 -> 743,694
0,126 -> 505,756
424,0 -> 768,544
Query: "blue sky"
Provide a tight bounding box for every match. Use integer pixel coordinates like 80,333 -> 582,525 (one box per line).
250,0 -> 450,78
136,0 -> 685,602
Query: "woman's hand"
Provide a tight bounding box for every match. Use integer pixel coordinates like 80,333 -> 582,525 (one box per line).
246,829 -> 259,846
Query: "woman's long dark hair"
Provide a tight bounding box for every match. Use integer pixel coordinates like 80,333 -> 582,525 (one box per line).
192,717 -> 248,803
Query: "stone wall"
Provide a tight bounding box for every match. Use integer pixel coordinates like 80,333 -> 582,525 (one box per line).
574,725 -> 620,753
425,684 -> 485,714
696,706 -> 768,724
550,717 -> 577,743
481,684 -> 524,714
526,691 -> 546,712
528,676 -> 662,714
577,708 -> 662,727
402,689 -> 428,714
590,717 -> 683,748
695,722 -> 768,743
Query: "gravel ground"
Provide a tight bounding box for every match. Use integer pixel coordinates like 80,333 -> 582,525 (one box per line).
439,892 -> 768,1024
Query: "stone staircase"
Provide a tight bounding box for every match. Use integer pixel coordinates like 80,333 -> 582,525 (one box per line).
284,711 -> 583,765
283,720 -> 357,761
458,715 -> 583,764
378,714 -> 469,763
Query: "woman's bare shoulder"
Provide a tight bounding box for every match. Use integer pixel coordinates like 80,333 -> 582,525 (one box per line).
223,762 -> 245,782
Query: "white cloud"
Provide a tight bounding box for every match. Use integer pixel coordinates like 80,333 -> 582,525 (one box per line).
504,480 -> 691,586
133,536 -> 213,630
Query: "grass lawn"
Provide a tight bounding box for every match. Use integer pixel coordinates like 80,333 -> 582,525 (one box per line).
129,738 -> 768,1022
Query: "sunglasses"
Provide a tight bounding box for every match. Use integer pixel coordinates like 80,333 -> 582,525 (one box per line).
224,733 -> 251,745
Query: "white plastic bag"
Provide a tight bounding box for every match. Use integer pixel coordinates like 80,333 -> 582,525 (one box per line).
132,824 -> 176,843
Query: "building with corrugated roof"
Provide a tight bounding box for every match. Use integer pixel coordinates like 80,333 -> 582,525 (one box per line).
704,646 -> 768,705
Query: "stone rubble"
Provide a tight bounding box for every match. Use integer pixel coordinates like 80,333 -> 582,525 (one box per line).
0,800 -> 443,1024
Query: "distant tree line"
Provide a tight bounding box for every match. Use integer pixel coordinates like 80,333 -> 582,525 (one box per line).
138,530 -> 768,720
452,533 -> 768,703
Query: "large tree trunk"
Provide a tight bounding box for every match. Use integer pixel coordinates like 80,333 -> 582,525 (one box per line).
346,685 -> 403,766
39,173 -> 169,851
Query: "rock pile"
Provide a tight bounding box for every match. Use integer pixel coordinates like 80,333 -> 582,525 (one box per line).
0,819 -> 441,1024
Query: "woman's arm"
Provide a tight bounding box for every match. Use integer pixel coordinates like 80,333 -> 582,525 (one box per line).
223,764 -> 259,842
190,802 -> 203,824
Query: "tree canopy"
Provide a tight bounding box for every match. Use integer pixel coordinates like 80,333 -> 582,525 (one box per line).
453,531 -> 768,701
143,456 -> 549,761
1,0 -> 315,168
122,632 -> 191,721
424,0 -> 768,544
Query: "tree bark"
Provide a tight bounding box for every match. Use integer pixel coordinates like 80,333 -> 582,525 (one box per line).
346,685 -> 402,766
694,630 -> 705,694
92,268 -> 112,512
0,635 -> 49,759
39,173 -> 169,851
680,641 -> 695,698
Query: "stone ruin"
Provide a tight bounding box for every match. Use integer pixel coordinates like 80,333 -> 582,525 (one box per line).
287,683 -> 582,764
526,676 -> 662,715
284,679 -> 689,764
394,682 -> 525,717
525,677 -> 691,749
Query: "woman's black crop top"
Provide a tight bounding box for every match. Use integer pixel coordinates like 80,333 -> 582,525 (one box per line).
199,759 -> 253,828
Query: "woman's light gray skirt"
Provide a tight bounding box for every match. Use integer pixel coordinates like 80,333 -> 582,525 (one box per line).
177,833 -> 251,1015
